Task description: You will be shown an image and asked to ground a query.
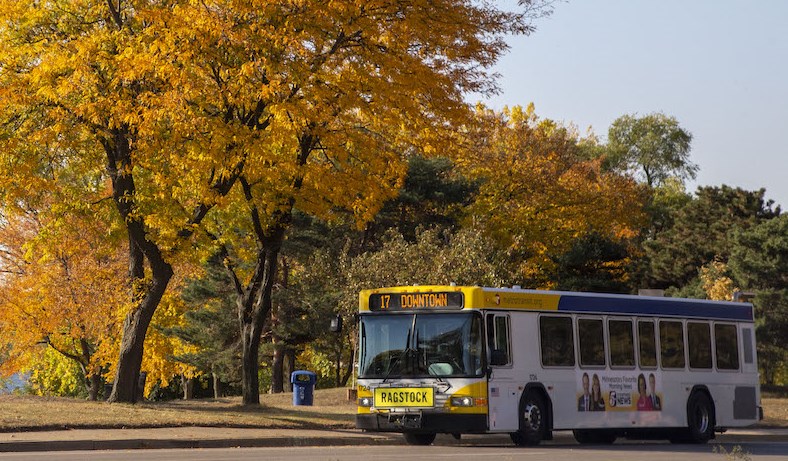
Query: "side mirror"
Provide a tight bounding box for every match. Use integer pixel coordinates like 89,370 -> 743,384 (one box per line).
329,314 -> 343,333
490,349 -> 508,366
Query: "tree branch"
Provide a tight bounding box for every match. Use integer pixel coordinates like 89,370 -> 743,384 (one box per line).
105,0 -> 123,30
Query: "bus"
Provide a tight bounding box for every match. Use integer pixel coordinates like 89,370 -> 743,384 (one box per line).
354,285 -> 762,446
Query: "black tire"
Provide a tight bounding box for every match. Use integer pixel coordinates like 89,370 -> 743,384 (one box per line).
686,392 -> 715,443
573,429 -> 594,444
573,429 -> 617,445
403,432 -> 436,445
511,391 -> 547,446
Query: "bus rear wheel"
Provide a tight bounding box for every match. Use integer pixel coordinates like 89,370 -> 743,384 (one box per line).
403,432 -> 436,445
511,391 -> 547,446
671,392 -> 715,444
686,392 -> 715,443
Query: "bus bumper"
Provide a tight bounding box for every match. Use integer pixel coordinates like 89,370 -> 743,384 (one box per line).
356,413 -> 488,433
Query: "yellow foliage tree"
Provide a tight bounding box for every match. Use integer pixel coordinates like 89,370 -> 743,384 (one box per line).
0,204 -> 126,400
462,105 -> 648,286
167,2 -> 549,404
700,260 -> 737,301
0,1 -> 549,403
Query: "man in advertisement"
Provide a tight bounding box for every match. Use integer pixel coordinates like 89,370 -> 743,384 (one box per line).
648,372 -> 662,411
578,372 -> 591,411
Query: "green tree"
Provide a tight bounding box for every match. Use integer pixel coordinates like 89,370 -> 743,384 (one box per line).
729,214 -> 788,290
606,113 -> 697,188
370,155 -> 477,244
168,256 -> 241,398
644,186 -> 779,289
729,214 -> 788,384
552,233 -> 633,294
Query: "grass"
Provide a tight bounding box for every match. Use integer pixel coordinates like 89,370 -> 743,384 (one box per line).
0,387 -> 357,432
761,397 -> 788,427
1,387 -> 786,432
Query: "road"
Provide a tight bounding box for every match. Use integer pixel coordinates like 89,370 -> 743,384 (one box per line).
1,439 -> 786,461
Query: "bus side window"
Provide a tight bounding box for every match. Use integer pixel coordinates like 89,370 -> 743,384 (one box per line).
609,319 -> 635,367
487,314 -> 511,366
715,323 -> 740,370
578,318 -> 606,367
742,327 -> 754,365
637,320 -> 657,368
688,322 -> 713,369
539,316 -> 575,367
659,320 -> 686,369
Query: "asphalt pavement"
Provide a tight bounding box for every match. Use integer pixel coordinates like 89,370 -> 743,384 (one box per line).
1,426 -> 786,452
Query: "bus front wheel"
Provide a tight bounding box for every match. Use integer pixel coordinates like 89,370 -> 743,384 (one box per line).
403,432 -> 436,445
511,391 -> 547,446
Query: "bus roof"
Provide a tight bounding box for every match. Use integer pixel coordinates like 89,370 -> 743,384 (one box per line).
359,285 -> 754,322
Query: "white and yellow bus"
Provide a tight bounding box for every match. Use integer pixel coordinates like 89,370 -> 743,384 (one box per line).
355,285 -> 762,446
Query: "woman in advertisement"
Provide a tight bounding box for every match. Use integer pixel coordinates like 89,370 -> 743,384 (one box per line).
591,374 -> 606,411
636,373 -> 654,411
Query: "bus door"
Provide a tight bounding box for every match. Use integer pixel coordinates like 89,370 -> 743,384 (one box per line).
486,312 -> 519,431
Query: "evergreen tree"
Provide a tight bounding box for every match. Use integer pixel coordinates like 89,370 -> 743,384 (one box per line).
644,186 -> 779,289
169,256 -> 242,397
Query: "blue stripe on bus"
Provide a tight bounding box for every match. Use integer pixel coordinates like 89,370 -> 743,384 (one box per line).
556,295 -> 753,321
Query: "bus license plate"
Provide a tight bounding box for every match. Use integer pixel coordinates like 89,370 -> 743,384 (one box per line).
374,387 -> 434,408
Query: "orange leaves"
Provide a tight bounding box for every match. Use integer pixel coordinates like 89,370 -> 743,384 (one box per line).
0,204 -> 127,379
461,105 -> 648,284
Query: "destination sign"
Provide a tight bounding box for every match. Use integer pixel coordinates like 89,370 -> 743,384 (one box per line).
368,292 -> 464,311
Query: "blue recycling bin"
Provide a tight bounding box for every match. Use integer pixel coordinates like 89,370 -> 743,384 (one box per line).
291,370 -> 317,406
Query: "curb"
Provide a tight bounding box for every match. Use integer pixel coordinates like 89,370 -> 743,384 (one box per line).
0,435 -> 401,453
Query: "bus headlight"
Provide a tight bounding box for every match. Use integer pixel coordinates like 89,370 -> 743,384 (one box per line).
450,396 -> 475,407
358,397 -> 373,407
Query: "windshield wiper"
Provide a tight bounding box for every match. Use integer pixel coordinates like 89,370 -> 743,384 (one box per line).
382,347 -> 416,383
382,315 -> 418,383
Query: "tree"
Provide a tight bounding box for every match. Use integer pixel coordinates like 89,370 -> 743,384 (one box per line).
0,1 -> 251,402
644,186 -> 780,289
728,214 -> 788,384
166,256 -> 242,397
1,0 -> 552,404
552,233 -> 633,293
370,155 -> 478,244
606,113 -> 697,188
188,2 -> 550,404
0,205 -> 126,400
461,104 -> 647,286
729,214 -> 788,291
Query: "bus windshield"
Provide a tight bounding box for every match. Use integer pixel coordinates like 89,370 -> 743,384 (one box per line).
359,313 -> 483,378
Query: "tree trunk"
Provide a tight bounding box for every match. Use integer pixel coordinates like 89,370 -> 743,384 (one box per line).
182,375 -> 195,400
232,132 -> 312,404
109,259 -> 173,403
241,320 -> 262,404
104,126 -> 176,404
342,345 -> 354,387
232,222 -> 285,405
212,372 -> 222,399
88,372 -> 102,401
335,346 -> 342,388
285,348 -> 295,392
271,342 -> 285,393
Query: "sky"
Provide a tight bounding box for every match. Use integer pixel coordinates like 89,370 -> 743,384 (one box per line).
477,0 -> 788,209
